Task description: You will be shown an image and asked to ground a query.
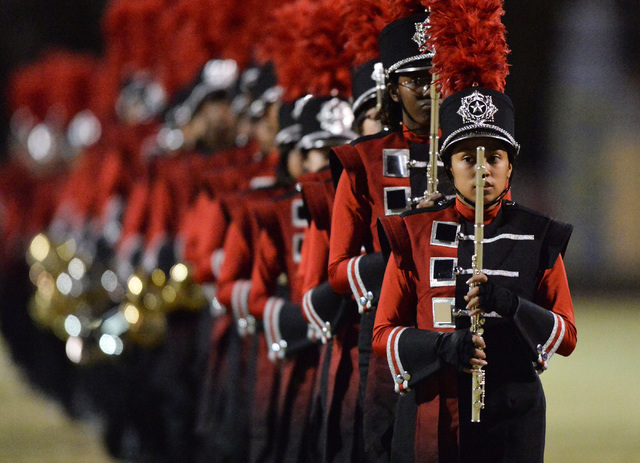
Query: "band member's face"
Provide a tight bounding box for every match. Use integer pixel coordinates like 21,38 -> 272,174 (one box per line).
360,107 -> 383,136
254,103 -> 280,155
303,148 -> 330,174
450,137 -> 512,207
287,147 -> 304,180
389,69 -> 432,134
200,100 -> 236,150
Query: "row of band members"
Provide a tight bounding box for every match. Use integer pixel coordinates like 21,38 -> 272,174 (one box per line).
2,12 -> 576,463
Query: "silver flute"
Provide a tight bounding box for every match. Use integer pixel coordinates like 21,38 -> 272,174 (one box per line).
470,146 -> 486,422
427,72 -> 440,195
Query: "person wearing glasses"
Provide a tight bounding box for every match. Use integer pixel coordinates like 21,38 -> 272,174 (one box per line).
328,12 -> 451,462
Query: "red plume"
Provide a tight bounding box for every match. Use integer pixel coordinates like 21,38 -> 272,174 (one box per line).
102,0 -> 167,77
203,0 -> 251,68
202,0 -> 290,70
90,61 -> 120,123
386,0 -> 427,21
255,1 -> 301,101
156,0 -> 211,95
342,0 -> 389,68
7,50 -> 98,125
423,0 -> 510,96
215,0 -> 290,69
7,64 -> 46,121
257,0 -> 353,102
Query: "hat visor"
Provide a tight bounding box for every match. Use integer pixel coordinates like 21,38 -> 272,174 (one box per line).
296,131 -> 357,151
394,64 -> 432,74
275,124 -> 302,148
389,55 -> 433,74
441,129 -> 519,160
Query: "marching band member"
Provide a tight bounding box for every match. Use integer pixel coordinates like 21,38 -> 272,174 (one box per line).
373,1 -> 577,461
328,4 -> 451,460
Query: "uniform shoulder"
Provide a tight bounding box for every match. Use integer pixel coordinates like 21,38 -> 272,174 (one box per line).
400,197 -> 456,218
503,201 -> 573,262
331,130 -> 402,184
502,200 -> 550,219
350,128 -> 398,147
377,214 -> 413,270
503,200 -> 572,228
273,186 -> 300,202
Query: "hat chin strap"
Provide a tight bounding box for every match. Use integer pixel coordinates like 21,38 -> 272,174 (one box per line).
454,177 -> 512,210
397,92 -> 427,135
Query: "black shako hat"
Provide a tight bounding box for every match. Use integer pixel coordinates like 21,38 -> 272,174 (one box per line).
439,87 -> 520,163
248,62 -> 283,119
351,59 -> 380,115
275,102 -> 301,149
167,59 -> 239,127
295,96 -> 357,151
378,12 -> 432,75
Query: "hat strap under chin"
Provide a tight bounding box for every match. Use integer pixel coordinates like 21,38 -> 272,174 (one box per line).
454,177 -> 512,210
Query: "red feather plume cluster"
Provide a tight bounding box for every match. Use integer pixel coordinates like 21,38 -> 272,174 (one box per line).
7,64 -> 46,121
8,51 -> 98,126
156,0 -> 211,95
341,0 -> 389,68
423,0 -> 510,96
90,61 -> 120,123
257,0 -> 353,103
254,1 -> 301,101
102,0 -> 168,79
386,0 -> 427,22
216,0 -> 294,70
203,0 -> 253,69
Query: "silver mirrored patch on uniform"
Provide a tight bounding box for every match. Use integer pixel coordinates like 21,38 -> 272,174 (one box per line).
430,221 -> 460,248
384,186 -> 411,215
291,198 -> 308,228
292,233 -> 304,264
383,149 -> 410,177
430,257 -> 457,287
432,297 -> 455,328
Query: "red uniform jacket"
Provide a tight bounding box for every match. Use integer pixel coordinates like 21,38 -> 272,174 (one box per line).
297,168 -> 347,342
373,198 -> 576,462
328,130 -> 425,311
216,188 -> 283,335
248,186 -> 311,360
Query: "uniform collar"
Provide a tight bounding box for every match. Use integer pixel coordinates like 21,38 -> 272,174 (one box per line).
401,125 -> 429,144
455,197 -> 502,224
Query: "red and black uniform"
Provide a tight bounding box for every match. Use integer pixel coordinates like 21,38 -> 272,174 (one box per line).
200,186 -> 283,463
248,184 -> 321,463
329,128 -> 431,461
299,168 -> 343,340
178,189 -> 226,284
216,187 -> 282,331
166,144 -> 279,462
298,167 -> 362,462
115,175 -> 150,279
181,143 -> 279,286
374,198 -> 576,462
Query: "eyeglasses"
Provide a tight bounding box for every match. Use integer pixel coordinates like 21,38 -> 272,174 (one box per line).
397,76 -> 432,94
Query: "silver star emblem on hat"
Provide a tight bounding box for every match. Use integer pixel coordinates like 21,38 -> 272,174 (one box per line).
412,20 -> 429,53
317,98 -> 354,135
457,91 -> 498,124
